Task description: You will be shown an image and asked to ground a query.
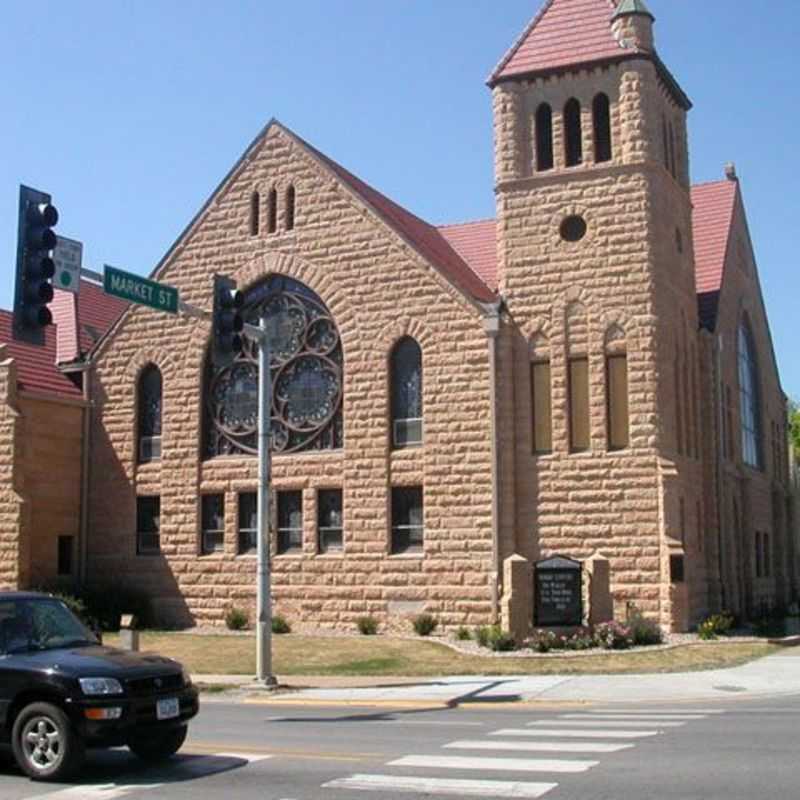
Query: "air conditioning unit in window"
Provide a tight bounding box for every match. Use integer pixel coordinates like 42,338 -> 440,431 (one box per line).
139,435 -> 162,463
393,418 -> 423,448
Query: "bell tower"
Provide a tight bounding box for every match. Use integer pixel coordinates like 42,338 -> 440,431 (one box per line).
489,0 -> 702,630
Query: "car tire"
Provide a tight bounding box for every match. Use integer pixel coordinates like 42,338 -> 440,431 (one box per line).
11,702 -> 85,782
128,724 -> 188,762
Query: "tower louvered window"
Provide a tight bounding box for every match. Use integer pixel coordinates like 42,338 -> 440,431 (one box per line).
535,103 -> 554,172
592,93 -> 612,163
564,99 -> 583,167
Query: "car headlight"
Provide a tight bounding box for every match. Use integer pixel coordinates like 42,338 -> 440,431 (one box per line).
79,677 -> 124,696
181,667 -> 192,687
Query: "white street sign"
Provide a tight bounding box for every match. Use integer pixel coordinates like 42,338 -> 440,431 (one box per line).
53,236 -> 83,294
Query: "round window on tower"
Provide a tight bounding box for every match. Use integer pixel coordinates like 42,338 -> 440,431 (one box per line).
560,215 -> 587,243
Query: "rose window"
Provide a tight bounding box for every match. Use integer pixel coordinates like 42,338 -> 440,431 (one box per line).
205,275 -> 343,456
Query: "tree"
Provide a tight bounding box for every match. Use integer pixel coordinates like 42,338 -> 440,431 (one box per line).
790,400 -> 800,463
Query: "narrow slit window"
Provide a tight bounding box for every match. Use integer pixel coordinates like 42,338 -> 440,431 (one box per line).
391,337 -> 423,448
267,188 -> 278,234
137,364 -> 162,463
285,185 -> 295,231
606,353 -> 629,450
318,489 -> 343,554
531,361 -> 552,454
568,357 -> 590,452
201,494 -> 225,555
391,486 -> 424,555
136,496 -> 161,555
564,99 -> 583,167
249,191 -> 260,236
592,93 -> 612,163
57,536 -> 73,576
277,490 -> 303,554
238,492 -> 257,555
535,103 -> 554,172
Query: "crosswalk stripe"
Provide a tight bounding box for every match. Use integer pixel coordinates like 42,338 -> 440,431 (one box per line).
32,784 -> 165,800
536,719 -> 686,728
389,754 -> 598,773
322,774 -> 558,798
592,708 -> 726,715
493,728 -> 659,739
444,739 -> 634,754
568,714 -> 706,721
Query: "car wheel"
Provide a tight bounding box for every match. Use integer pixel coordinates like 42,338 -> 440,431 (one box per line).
128,724 -> 188,762
11,702 -> 85,782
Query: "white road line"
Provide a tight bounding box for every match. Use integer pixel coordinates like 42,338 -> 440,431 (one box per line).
493,728 -> 659,739
567,713 -> 706,721
389,754 -> 598,773
213,752 -> 273,762
33,784 -> 164,800
323,773 -> 558,798
444,739 -> 635,754
534,719 -> 685,728
592,708 -> 726,714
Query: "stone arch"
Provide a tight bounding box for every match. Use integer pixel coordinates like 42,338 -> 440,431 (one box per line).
604,322 -> 627,354
566,300 -> 589,355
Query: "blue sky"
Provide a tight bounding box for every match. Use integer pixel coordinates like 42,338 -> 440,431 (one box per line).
1,1 -> 798,397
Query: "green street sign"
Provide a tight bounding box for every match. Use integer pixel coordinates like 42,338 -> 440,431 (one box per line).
103,265 -> 179,314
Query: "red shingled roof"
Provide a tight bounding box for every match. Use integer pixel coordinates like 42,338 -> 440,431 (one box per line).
0,278 -> 128,399
692,179 -> 738,330
490,0 -> 626,83
438,220 -> 498,289
286,128 -> 496,304
0,311 -> 82,398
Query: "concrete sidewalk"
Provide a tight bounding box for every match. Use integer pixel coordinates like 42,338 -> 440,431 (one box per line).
195,650 -> 800,706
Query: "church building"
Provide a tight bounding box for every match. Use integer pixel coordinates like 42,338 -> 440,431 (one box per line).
1,0 -> 796,633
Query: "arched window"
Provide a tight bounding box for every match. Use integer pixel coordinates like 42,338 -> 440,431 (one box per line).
738,321 -> 762,468
390,337 -> 423,448
267,188 -> 278,234
204,275 -> 343,457
564,99 -> 583,167
138,364 -> 162,463
535,103 -> 554,172
592,93 -> 612,163
566,302 -> 589,452
285,185 -> 295,231
249,191 -> 260,236
530,333 -> 552,454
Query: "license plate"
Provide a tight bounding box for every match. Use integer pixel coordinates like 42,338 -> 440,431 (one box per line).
156,697 -> 179,720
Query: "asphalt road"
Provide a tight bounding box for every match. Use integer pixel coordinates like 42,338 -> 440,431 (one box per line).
0,695 -> 798,799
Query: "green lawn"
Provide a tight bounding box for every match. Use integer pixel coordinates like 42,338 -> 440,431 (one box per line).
103,633 -> 777,677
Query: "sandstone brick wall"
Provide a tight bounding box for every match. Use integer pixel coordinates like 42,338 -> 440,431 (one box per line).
87,124 -> 497,630
18,394 -> 83,588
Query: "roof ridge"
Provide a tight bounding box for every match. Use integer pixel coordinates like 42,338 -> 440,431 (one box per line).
691,178 -> 737,190
437,218 -> 496,229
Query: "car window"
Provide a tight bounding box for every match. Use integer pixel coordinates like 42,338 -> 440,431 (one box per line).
0,598 -> 97,655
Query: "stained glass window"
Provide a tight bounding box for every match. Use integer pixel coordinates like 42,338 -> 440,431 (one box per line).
738,322 -> 762,469
138,364 -> 162,463
390,337 -> 423,448
204,275 -> 343,457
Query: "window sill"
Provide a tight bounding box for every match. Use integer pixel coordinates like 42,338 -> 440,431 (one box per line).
389,551 -> 424,559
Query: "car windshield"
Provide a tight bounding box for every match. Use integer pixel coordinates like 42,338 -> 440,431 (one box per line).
0,598 -> 98,656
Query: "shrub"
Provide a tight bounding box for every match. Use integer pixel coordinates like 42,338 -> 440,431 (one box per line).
43,590 -> 95,629
593,621 -> 634,650
455,626 -> 472,641
356,616 -> 378,636
487,627 -> 517,652
413,614 -> 438,637
564,627 -> 595,651
529,629 -> 559,653
698,612 -> 735,640
38,583 -> 152,631
272,614 -> 291,634
474,625 -> 491,648
225,607 -> 249,631
628,613 -> 664,646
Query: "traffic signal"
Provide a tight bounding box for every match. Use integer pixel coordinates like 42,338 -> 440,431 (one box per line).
212,274 -> 244,365
13,186 -> 58,345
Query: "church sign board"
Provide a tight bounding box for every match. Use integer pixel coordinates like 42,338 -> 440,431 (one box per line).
534,556 -> 583,627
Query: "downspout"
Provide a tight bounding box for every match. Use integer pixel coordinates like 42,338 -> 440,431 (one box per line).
483,304 -> 502,623
714,334 -> 726,610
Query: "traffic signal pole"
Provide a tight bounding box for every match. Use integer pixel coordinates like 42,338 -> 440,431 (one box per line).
255,318 -> 276,687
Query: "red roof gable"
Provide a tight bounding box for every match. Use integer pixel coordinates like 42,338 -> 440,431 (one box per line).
490,0 -> 626,83
286,128 -> 496,304
691,179 -> 738,330
438,220 -> 498,290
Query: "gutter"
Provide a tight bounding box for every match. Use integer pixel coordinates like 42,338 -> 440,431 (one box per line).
483,303 -> 502,623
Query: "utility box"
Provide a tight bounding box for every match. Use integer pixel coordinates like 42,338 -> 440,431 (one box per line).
119,614 -> 139,652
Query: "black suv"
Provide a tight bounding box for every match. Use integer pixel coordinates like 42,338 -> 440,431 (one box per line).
0,592 -> 199,781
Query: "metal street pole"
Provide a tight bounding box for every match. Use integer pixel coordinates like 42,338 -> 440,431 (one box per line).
256,318 -> 277,687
